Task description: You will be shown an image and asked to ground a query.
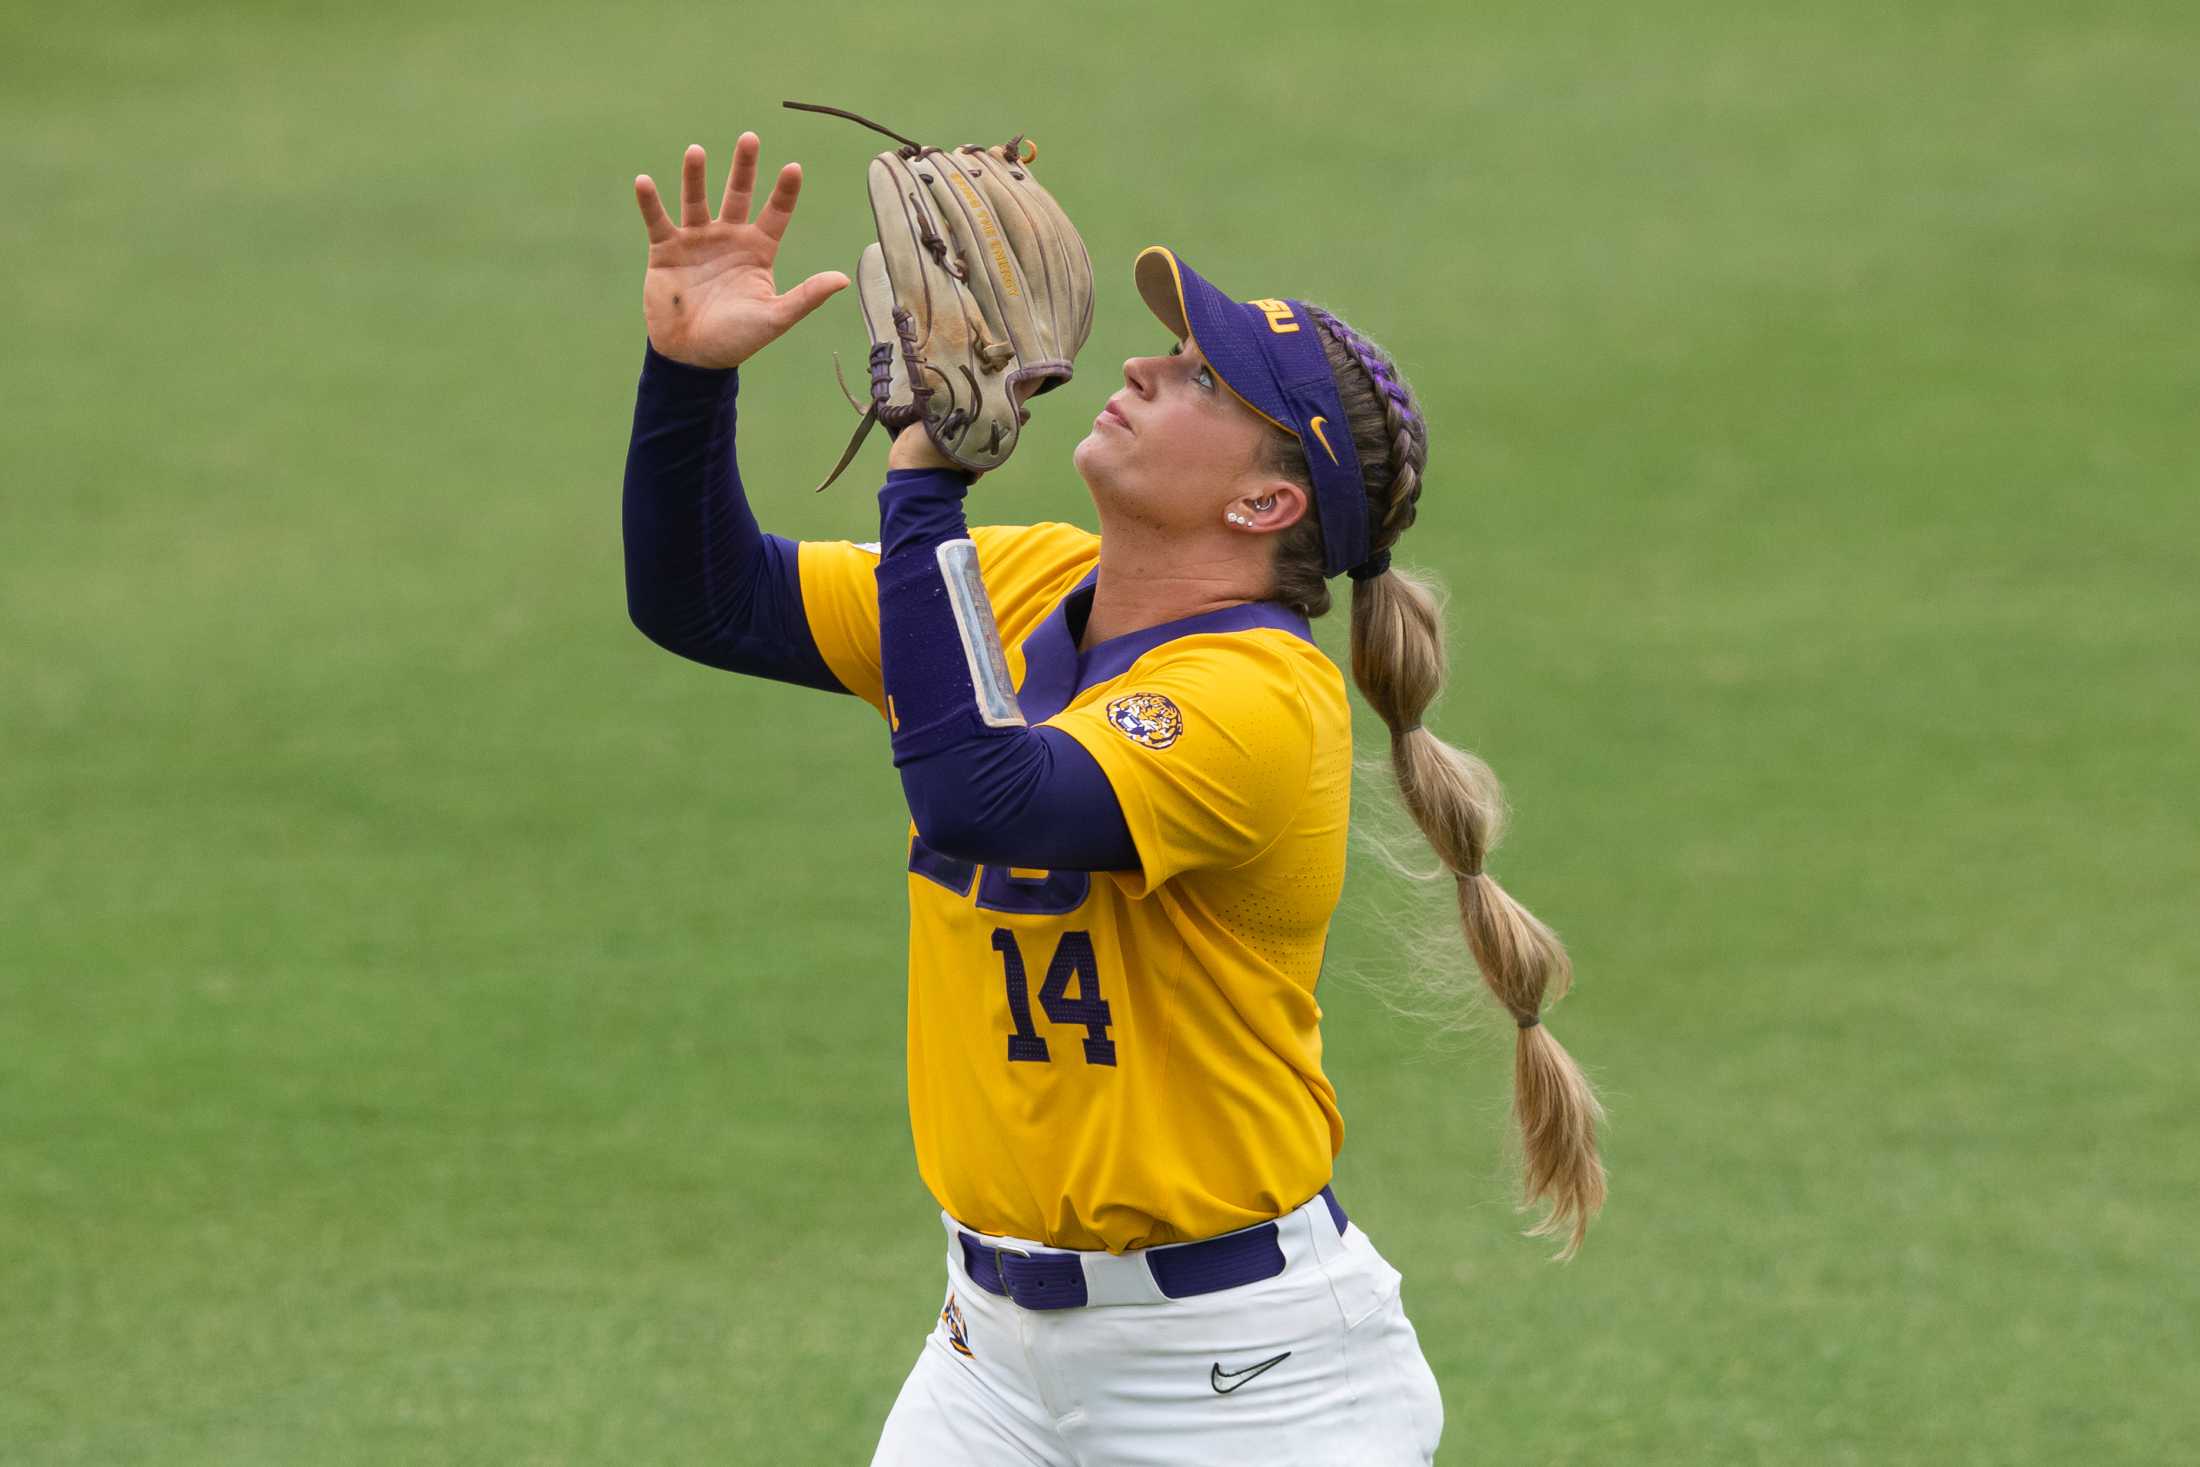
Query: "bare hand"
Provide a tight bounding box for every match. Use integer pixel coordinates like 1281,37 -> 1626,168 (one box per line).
887,423 -> 961,473
632,134 -> 850,370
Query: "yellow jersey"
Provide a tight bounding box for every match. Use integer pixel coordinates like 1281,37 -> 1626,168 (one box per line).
798,521 -> 1352,1252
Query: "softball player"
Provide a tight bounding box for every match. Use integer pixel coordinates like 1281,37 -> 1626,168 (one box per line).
624,134 -> 1605,1466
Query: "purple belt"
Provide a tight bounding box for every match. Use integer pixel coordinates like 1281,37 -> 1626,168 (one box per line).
957,1186 -> 1350,1311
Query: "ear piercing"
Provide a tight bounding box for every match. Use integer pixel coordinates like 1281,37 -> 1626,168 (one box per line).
1227,512 -> 1254,526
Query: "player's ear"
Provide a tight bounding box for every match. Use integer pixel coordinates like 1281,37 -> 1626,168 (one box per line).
1242,479 -> 1309,534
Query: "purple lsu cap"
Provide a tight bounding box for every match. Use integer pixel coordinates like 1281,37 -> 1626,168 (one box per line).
1134,245 -> 1370,577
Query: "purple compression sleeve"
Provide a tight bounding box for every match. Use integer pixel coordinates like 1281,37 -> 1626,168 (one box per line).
877,469 -> 1137,872
621,342 -> 842,692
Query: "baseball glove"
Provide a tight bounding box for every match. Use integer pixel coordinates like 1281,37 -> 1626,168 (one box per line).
787,102 -> 1094,490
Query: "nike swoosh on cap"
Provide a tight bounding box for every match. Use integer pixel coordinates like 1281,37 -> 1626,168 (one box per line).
1309,415 -> 1339,465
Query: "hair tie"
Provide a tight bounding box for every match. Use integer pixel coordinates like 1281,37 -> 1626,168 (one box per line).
1346,548 -> 1391,581
1517,1013 -> 1541,1030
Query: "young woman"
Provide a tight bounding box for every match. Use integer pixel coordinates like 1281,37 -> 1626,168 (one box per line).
623,132 -> 1605,1466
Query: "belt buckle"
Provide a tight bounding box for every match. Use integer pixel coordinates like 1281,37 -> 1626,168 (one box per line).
991,1243 -> 1033,1305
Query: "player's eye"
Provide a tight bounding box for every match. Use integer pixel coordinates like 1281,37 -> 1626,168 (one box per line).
1166,342 -> 1214,391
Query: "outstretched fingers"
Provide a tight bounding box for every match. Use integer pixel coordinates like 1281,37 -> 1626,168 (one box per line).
634,174 -> 675,244
680,143 -> 710,226
719,132 -> 761,223
755,162 -> 805,242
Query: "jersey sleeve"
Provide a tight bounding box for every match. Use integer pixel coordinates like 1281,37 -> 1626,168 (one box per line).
1046,635 -> 1318,899
796,538 -> 888,717
798,520 -> 1102,724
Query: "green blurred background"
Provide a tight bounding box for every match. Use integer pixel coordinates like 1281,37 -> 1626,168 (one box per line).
5,1 -> 2194,1461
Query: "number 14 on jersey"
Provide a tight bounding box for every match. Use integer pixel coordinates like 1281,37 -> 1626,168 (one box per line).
990,927 -> 1115,1067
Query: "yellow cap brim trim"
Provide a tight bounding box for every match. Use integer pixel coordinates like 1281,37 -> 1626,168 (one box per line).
1134,245 -> 1190,337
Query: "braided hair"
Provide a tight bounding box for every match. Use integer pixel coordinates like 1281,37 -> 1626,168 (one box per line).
1260,308 -> 1608,1257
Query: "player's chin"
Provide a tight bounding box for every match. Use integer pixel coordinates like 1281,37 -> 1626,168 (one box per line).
1070,428 -> 1113,483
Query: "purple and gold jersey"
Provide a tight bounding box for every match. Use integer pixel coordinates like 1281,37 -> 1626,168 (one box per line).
799,522 -> 1352,1252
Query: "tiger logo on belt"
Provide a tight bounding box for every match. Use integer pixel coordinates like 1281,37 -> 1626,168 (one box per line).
1105,693 -> 1184,750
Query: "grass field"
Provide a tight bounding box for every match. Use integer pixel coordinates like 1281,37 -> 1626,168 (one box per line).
5,1 -> 2196,1462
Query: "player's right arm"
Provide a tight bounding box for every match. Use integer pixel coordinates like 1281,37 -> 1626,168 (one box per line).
621,134 -> 854,690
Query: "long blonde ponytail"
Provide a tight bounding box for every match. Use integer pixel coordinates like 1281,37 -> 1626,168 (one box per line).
1268,307 -> 1607,1257
1350,569 -> 1605,1257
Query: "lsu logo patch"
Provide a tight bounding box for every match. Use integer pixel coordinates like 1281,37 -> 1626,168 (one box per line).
941,1291 -> 973,1357
1106,693 -> 1184,750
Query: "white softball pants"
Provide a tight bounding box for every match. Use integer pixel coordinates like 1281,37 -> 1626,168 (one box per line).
870,1192 -> 1444,1466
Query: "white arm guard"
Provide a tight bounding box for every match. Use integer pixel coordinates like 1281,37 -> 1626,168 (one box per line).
934,538 -> 1027,729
